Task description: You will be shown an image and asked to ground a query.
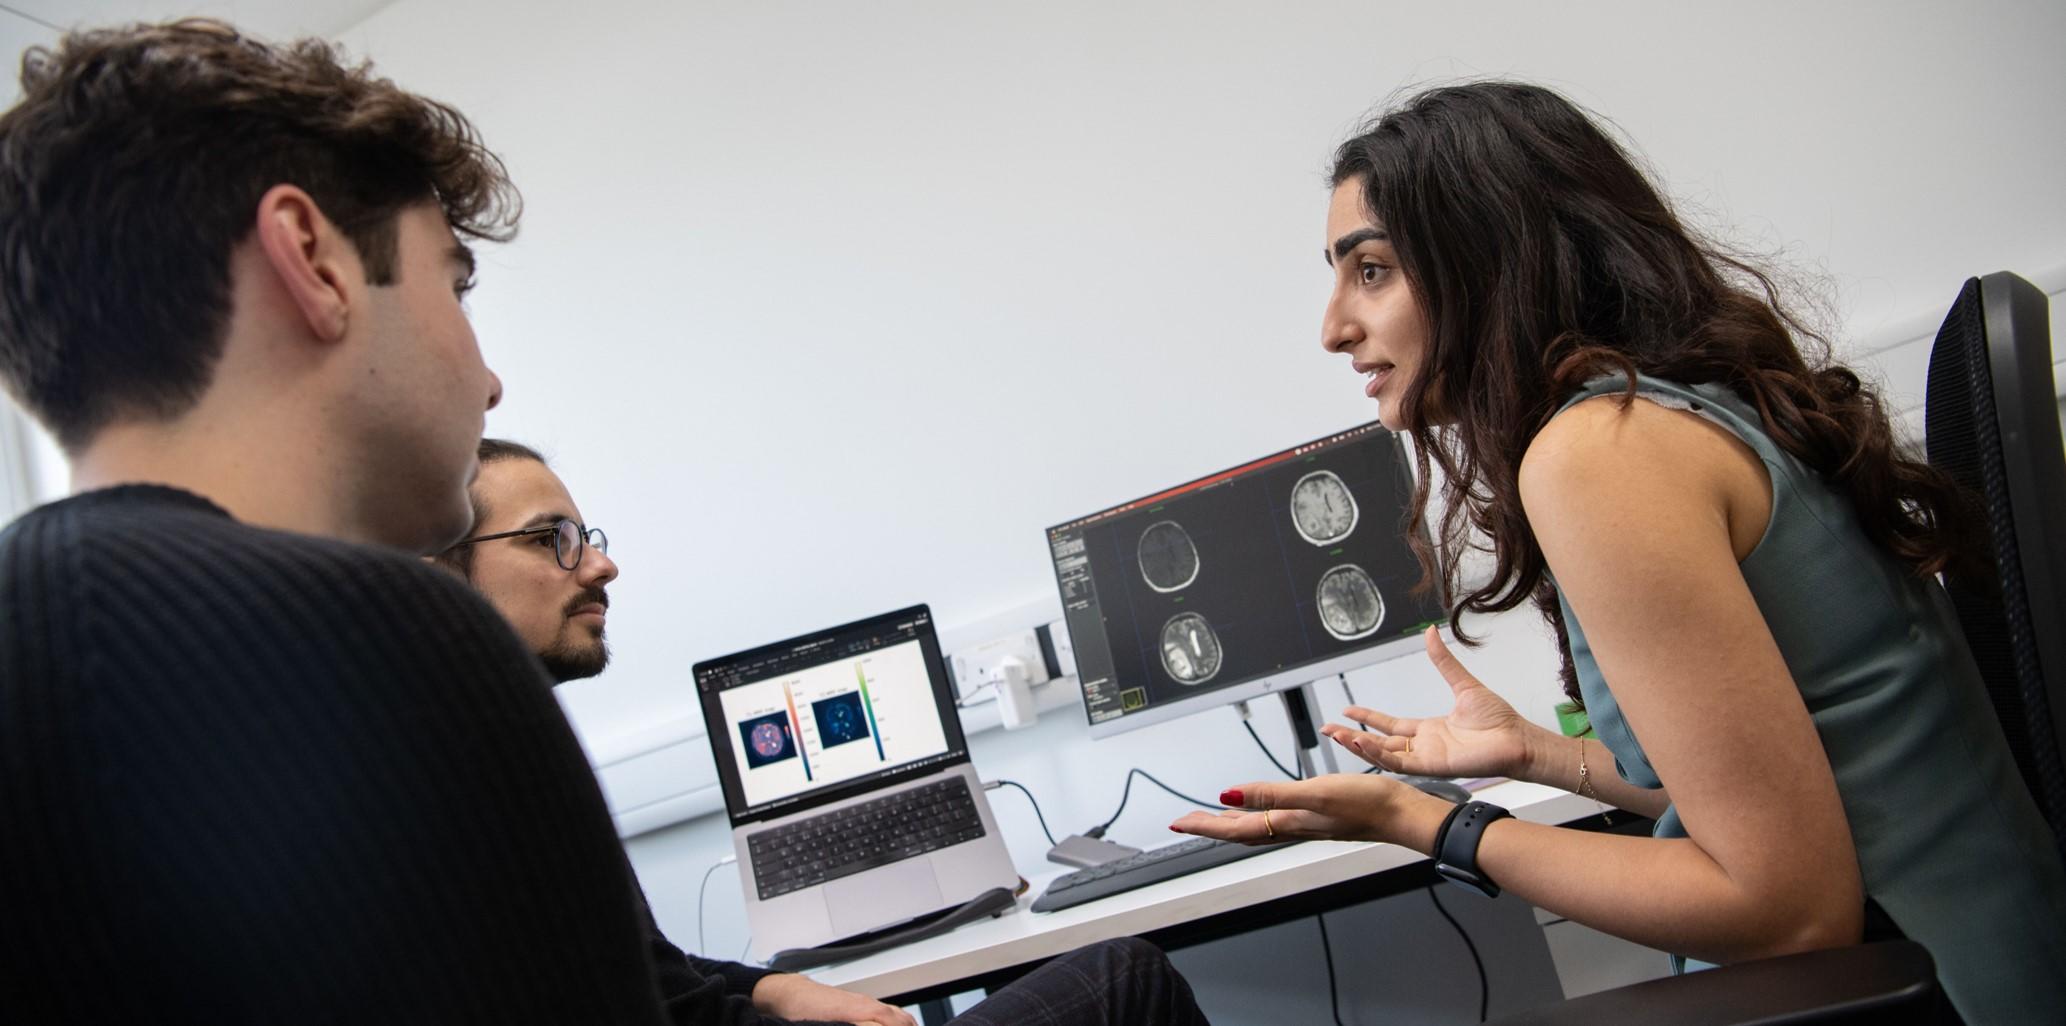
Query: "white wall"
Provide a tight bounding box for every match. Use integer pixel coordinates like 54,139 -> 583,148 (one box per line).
333,0 -> 2066,754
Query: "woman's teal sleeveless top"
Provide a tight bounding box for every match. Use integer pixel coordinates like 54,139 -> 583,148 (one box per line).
1554,374 -> 2066,1025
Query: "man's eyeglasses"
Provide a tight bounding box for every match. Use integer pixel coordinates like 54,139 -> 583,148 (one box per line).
450,519 -> 607,572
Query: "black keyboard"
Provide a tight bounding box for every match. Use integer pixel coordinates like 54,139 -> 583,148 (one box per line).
746,776 -> 986,900
1030,836 -> 1298,913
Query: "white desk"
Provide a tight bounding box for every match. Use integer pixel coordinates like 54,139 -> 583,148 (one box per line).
813,780 -> 1603,1004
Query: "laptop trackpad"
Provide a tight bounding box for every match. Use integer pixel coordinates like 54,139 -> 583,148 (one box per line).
826,858 -> 944,939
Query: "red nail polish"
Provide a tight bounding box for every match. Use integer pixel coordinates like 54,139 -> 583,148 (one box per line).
1220,789 -> 1244,806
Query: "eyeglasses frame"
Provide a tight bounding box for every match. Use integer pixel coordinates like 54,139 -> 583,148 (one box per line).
449,518 -> 607,572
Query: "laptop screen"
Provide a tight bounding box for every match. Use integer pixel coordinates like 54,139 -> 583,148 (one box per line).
695,605 -> 969,824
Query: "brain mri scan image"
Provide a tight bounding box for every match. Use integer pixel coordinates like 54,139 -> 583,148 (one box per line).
737,711 -> 797,769
1137,520 -> 1200,593
1316,564 -> 1385,641
811,692 -> 872,748
1159,612 -> 1224,684
1290,470 -> 1360,545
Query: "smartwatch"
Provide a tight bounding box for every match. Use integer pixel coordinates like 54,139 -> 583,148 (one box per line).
1434,800 -> 1513,897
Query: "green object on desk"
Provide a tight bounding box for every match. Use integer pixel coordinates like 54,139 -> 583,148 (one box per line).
1555,701 -> 1591,738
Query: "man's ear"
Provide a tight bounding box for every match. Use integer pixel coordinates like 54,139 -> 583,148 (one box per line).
252,184 -> 357,343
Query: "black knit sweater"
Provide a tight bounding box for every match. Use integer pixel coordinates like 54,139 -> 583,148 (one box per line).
0,485 -> 730,1022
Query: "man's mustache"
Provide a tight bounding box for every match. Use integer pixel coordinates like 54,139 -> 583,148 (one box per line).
565,588 -> 609,616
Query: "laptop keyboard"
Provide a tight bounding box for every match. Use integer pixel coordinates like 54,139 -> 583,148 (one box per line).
746,776 -> 986,900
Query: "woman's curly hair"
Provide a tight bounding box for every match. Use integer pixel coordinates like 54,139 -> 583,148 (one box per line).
1329,82 -> 1979,704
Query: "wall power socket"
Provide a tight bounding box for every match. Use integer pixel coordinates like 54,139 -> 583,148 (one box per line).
951,628 -> 1051,701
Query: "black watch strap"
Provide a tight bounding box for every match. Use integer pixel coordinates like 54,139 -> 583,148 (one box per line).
1434,800 -> 1512,897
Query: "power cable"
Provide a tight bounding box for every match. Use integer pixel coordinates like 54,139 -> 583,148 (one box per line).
1085,768 -> 1223,839
1428,886 -> 1489,1022
697,855 -> 736,956
987,779 -> 1059,848
0,4 -> 63,34
1244,719 -> 1302,780
1316,912 -> 1346,1026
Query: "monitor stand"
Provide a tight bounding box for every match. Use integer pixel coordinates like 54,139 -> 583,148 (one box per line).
1280,683 -> 1340,779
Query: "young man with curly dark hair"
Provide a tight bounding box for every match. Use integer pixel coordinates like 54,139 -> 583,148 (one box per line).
0,21 -> 664,1021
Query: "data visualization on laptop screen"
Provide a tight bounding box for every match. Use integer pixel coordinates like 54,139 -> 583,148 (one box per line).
697,608 -> 961,820
1047,422 -> 1444,736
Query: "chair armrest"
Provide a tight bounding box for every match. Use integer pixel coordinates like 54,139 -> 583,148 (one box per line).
1487,940 -> 1944,1026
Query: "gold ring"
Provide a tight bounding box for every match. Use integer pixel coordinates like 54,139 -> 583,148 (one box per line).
1404,736 -> 1412,755
1262,809 -> 1276,838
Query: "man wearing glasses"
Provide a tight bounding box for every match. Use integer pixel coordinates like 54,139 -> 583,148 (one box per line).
440,439 -> 620,686
437,440 -> 1215,1026
436,438 -> 922,1026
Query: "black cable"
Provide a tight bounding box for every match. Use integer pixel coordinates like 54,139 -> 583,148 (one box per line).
1427,886 -> 1488,1023
988,779 -> 1058,848
1085,768 -> 1223,838
1243,719 -> 1302,780
0,3 -> 63,33
1315,912 -> 1346,1026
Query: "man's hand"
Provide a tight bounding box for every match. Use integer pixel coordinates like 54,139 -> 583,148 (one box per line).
751,972 -> 917,1026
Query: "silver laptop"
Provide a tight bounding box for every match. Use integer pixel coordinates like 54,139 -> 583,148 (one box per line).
695,604 -> 1019,962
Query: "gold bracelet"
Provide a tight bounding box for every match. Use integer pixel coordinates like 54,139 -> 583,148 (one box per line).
1577,737 -> 1612,826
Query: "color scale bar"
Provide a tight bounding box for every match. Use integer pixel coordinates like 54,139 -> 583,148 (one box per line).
782,681 -> 812,781
855,661 -> 885,762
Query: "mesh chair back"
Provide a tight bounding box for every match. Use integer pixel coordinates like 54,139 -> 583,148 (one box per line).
1924,272 -> 2066,861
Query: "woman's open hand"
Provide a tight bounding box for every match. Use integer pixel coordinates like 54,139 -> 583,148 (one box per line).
1168,773 -> 1421,846
1320,626 -> 1540,781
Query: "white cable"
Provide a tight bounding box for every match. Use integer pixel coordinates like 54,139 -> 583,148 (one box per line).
697,854 -> 737,956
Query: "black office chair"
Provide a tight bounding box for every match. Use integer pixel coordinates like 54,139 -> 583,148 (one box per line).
1924,271 -> 2066,860
1486,272 -> 2066,1025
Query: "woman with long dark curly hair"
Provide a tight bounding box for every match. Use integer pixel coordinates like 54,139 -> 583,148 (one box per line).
1172,82 -> 2066,1023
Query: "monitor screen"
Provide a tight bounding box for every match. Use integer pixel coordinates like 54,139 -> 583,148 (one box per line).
1047,422 -> 1443,737
695,605 -> 966,824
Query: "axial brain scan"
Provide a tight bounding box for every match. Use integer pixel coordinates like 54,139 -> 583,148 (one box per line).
1316,564 -> 1385,640
1290,470 -> 1359,545
1159,611 -> 1224,684
1137,520 -> 1201,593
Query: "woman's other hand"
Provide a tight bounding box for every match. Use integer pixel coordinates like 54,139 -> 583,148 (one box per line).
1321,626 -> 1545,781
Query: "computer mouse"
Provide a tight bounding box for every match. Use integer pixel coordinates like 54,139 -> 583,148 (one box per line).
1399,775 -> 1472,804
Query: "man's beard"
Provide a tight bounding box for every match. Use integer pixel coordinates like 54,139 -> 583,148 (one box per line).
541,634 -> 609,684
541,586 -> 610,684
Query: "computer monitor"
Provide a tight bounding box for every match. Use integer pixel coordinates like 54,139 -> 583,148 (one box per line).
1046,421 -> 1444,739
